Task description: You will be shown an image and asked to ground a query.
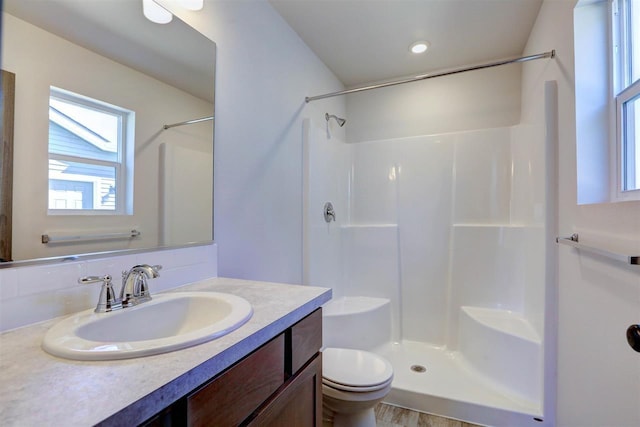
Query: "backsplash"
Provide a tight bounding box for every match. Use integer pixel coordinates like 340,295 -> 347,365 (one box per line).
0,244 -> 218,332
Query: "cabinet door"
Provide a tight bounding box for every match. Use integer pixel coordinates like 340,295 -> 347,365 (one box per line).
187,334 -> 285,427
246,353 -> 322,427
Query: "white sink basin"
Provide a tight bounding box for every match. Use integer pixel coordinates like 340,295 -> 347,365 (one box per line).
42,291 -> 253,361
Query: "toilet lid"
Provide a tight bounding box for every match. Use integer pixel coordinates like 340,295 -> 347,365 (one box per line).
322,347 -> 393,388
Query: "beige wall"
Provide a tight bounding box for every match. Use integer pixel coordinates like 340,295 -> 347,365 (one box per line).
161,0 -> 347,283
346,64 -> 521,143
523,1 -> 640,426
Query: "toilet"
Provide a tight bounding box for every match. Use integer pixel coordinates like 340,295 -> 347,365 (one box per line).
322,347 -> 394,427
321,297 -> 394,427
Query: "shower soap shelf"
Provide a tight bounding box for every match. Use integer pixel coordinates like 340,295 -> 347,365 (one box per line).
556,233 -> 639,266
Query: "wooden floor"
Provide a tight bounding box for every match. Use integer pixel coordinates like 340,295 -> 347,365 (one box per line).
375,403 -> 482,427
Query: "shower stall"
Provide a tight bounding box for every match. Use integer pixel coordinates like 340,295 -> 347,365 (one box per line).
303,66 -> 557,425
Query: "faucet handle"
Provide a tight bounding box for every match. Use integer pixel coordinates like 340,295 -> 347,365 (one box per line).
78,274 -> 112,285
324,202 -> 336,223
79,275 -> 122,313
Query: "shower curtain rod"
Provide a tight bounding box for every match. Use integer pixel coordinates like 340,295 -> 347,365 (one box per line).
163,115 -> 214,130
305,50 -> 555,103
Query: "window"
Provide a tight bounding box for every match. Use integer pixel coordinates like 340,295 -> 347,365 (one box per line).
48,87 -> 134,214
614,0 -> 640,196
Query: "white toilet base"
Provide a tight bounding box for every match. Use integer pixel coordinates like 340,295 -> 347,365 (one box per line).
322,385 -> 389,427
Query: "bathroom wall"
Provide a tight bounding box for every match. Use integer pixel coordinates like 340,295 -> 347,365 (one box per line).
522,1 -> 640,426
346,65 -> 521,143
161,0 -> 347,285
302,118 -> 349,290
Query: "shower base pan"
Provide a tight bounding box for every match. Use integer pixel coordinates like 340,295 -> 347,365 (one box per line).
375,340 -> 545,427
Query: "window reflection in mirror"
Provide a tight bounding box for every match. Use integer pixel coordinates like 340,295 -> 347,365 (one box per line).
48,87 -> 134,214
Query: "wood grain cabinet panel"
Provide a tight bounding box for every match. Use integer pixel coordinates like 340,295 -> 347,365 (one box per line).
187,334 -> 285,427
245,354 -> 322,427
0,70 -> 15,263
288,309 -> 322,376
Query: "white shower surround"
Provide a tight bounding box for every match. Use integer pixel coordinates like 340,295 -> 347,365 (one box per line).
303,82 -> 555,426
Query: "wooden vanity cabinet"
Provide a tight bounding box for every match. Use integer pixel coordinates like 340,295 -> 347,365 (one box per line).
143,309 -> 323,427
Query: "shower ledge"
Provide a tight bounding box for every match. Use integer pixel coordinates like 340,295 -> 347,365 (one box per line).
460,306 -> 540,343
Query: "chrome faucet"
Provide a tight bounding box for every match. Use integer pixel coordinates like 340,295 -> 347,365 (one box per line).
120,264 -> 162,307
79,264 -> 162,313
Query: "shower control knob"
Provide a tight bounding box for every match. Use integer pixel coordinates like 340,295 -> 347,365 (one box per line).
324,202 -> 336,223
626,324 -> 640,353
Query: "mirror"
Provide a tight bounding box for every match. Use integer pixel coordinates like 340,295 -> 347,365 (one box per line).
0,0 -> 215,266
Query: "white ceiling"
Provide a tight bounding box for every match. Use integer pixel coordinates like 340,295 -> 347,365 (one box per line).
269,0 -> 544,87
3,0 -> 215,102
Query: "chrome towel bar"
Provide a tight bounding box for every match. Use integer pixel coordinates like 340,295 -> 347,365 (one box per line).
556,233 -> 639,266
163,116 -> 213,130
42,229 -> 141,244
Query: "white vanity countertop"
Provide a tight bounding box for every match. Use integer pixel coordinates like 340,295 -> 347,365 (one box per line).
0,277 -> 331,426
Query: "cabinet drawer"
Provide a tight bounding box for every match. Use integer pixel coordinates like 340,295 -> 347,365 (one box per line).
289,309 -> 322,375
187,334 -> 285,427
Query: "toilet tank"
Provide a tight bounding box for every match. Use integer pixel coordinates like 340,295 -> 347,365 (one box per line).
322,296 -> 391,351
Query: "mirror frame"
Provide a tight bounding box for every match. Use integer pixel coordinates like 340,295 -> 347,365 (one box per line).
0,70 -> 15,263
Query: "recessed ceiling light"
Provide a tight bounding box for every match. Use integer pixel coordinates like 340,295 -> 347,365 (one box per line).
409,41 -> 430,54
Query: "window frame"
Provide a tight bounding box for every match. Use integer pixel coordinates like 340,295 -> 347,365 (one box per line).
612,0 -> 640,201
47,87 -> 134,215
616,82 -> 640,198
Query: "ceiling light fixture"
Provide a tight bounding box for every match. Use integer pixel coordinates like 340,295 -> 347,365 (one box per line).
409,41 -> 430,54
143,0 -> 173,24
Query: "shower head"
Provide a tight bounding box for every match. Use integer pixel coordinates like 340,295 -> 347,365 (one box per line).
325,113 -> 346,127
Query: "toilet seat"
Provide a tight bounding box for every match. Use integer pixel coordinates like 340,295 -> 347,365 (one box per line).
323,377 -> 392,393
322,347 -> 394,392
